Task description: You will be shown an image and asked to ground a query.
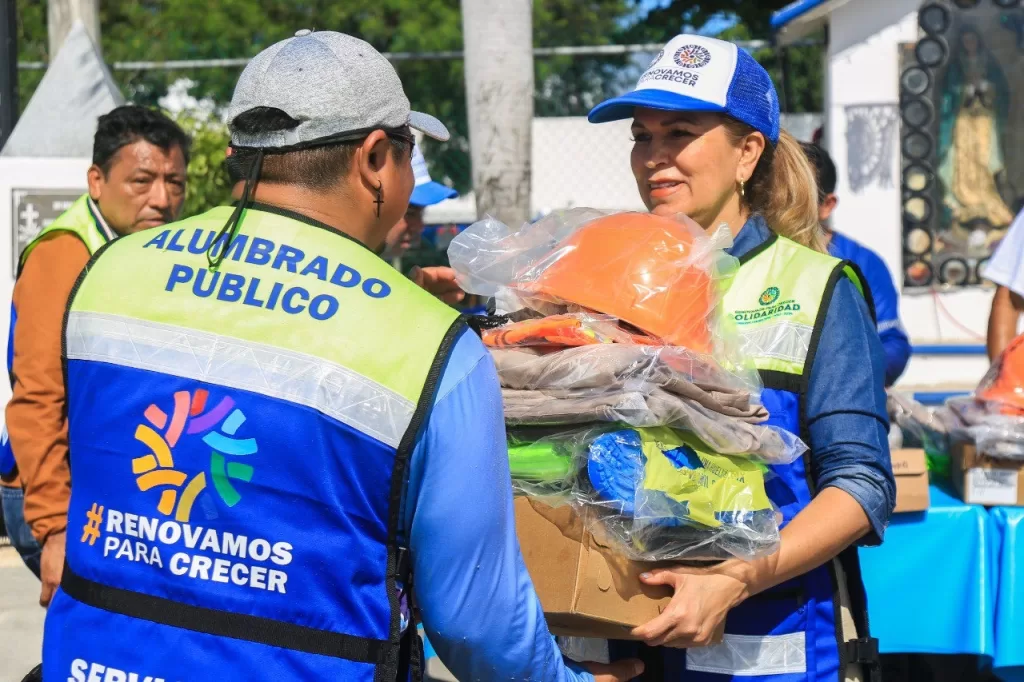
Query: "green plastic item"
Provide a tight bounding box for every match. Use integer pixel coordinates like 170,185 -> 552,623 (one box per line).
508,441 -> 574,483
925,451 -> 951,480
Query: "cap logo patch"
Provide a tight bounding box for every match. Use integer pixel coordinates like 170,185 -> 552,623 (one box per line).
673,44 -> 712,69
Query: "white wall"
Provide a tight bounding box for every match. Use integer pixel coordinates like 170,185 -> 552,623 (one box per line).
0,157 -> 90,407
826,0 -> 990,390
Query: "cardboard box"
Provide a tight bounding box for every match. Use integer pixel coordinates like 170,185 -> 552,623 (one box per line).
514,496 -> 672,639
952,440 -> 1024,507
891,448 -> 930,513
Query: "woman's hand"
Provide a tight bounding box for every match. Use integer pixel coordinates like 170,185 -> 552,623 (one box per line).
630,562 -> 759,649
631,488 -> 872,650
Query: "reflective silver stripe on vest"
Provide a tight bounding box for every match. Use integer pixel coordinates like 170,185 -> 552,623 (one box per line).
685,632 -> 807,676
737,322 -> 813,366
66,311 -> 414,448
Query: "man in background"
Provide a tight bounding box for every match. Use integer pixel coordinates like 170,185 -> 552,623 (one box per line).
983,207 -> 1024,361
802,142 -> 912,387
382,144 -> 458,266
0,105 -> 190,605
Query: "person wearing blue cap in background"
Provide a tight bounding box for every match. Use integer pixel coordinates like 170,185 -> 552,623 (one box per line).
588,34 -> 894,682
801,142 -> 911,387
381,144 -> 469,306
382,144 -> 458,263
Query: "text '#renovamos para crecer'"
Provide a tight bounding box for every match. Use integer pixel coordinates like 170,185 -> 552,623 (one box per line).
143,227 -> 392,322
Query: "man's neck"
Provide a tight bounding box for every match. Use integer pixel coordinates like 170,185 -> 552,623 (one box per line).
238,183 -> 381,249
87,197 -> 122,239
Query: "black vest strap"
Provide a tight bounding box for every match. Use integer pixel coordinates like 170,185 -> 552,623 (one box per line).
758,369 -> 803,394
60,562 -> 388,664
637,643 -> 665,682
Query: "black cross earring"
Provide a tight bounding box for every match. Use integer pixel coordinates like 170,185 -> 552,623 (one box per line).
374,181 -> 384,218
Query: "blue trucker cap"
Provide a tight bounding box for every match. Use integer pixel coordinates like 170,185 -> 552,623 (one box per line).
409,144 -> 458,207
588,34 -> 780,145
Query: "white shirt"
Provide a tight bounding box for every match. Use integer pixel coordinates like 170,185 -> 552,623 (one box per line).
983,209 -> 1024,296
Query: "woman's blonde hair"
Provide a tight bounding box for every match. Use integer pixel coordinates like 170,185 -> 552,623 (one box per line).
723,121 -> 826,253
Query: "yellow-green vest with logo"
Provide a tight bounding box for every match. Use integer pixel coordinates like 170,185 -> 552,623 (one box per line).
43,204 -> 463,682
1,195 -> 115,478
675,233 -> 878,681
18,194 -> 113,274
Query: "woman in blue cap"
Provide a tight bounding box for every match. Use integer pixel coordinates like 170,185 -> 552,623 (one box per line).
588,35 -> 895,682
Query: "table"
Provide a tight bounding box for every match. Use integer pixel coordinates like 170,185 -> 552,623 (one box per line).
859,484 -> 1024,681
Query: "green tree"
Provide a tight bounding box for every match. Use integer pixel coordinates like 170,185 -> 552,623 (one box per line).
16,0 -> 641,191
171,111 -> 233,216
14,0 -> 822,190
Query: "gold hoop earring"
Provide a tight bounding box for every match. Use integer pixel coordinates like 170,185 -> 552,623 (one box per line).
739,180 -> 746,198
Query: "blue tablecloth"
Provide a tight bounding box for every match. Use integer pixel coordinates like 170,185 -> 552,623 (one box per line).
860,484 -> 1024,680
991,507 -> 1024,681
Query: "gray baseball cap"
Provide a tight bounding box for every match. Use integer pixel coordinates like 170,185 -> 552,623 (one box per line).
228,29 -> 449,149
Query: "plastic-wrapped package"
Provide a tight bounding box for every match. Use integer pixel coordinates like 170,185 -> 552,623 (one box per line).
449,209 -> 743,361
887,390 -> 955,454
508,425 -> 781,561
482,312 -> 660,349
508,433 -> 578,499
494,345 -> 764,419
492,345 -> 760,405
503,387 -> 803,465
947,396 -> 1024,460
926,337 -> 1024,460
976,335 -> 1024,416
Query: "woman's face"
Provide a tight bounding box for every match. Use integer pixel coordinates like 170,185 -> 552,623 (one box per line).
629,108 -> 758,229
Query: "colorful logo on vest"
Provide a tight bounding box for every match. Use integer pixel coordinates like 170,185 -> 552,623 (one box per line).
133,389 -> 256,522
673,44 -> 712,69
759,287 -> 780,306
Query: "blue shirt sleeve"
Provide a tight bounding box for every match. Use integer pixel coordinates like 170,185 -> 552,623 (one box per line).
402,329 -> 592,682
857,248 -> 911,387
805,278 -> 896,545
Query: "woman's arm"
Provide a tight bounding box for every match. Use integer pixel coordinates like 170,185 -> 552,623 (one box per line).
633,277 -> 894,648
633,488 -> 869,647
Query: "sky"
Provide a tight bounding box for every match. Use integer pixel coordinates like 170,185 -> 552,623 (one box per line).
635,0 -> 739,36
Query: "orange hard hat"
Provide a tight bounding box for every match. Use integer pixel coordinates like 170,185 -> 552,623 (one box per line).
516,212 -> 715,352
978,334 -> 1024,414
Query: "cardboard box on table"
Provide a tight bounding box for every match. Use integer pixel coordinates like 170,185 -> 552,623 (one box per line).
891,448 -> 930,513
514,496 -> 671,639
952,440 -> 1024,507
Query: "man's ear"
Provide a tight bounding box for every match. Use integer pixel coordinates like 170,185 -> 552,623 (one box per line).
87,165 -> 105,201
354,130 -> 392,188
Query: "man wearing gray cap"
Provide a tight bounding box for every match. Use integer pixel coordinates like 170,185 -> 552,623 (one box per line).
40,30 -> 640,682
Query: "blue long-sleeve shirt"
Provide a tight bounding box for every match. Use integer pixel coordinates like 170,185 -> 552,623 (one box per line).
401,329 -> 592,682
729,217 -> 895,543
827,231 -> 911,387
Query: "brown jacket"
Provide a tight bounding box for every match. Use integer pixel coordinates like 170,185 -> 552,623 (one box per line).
4,233 -> 90,543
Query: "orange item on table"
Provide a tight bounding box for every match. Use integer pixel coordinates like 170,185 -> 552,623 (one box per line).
516,213 -> 715,353
482,314 -> 659,349
978,334 -> 1024,415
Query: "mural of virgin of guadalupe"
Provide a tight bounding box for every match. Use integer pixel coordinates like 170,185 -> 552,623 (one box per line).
937,27 -> 1015,250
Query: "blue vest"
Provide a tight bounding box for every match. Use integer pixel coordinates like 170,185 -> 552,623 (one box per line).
42,205 -> 463,682
614,234 -> 878,682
